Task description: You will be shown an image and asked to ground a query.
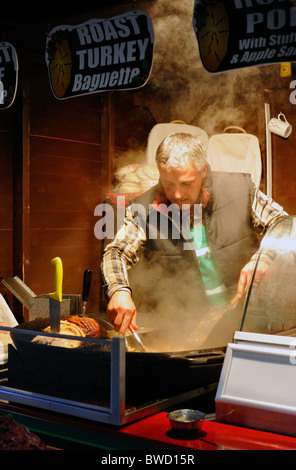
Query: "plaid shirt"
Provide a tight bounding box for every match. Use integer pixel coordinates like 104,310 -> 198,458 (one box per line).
101,186 -> 288,299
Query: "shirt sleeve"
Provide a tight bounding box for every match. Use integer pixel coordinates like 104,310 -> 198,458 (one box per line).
252,187 -> 288,229
101,205 -> 147,299
251,186 -> 288,263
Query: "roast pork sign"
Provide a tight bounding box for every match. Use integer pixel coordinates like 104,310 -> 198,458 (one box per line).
193,0 -> 296,73
0,42 -> 18,109
45,10 -> 154,99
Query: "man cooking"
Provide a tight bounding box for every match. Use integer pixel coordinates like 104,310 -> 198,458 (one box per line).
101,133 -> 287,336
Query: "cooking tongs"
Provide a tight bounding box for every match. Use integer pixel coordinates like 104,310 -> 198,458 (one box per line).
128,324 -> 146,352
99,318 -> 146,351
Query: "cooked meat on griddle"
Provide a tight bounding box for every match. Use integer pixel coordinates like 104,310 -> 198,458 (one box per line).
64,315 -> 106,338
32,315 -> 107,348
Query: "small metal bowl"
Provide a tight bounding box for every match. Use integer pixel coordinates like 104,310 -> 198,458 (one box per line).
167,409 -> 205,432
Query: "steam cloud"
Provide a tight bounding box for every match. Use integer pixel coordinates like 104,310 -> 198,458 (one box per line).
146,0 -> 278,137
103,0 -> 280,350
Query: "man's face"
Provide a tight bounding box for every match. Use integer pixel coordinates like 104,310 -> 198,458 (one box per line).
159,161 -> 207,209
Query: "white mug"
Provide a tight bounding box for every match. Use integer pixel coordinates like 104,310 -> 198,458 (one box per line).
268,112 -> 292,138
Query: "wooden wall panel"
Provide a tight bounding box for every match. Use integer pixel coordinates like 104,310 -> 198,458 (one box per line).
29,69 -> 101,144
28,134 -> 102,315
24,65 -> 104,317
268,88 -> 296,215
114,92 -> 157,151
0,127 -> 14,311
0,131 -> 13,277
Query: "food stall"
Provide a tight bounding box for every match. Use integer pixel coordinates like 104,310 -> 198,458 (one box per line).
2,214 -> 296,451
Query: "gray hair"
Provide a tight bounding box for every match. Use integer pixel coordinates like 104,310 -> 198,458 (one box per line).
155,133 -> 207,172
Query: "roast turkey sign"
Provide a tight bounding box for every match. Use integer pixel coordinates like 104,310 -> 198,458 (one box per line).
45,10 -> 154,99
193,0 -> 296,73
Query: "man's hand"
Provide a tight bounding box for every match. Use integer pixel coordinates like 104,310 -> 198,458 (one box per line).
236,259 -> 269,299
107,290 -> 138,335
